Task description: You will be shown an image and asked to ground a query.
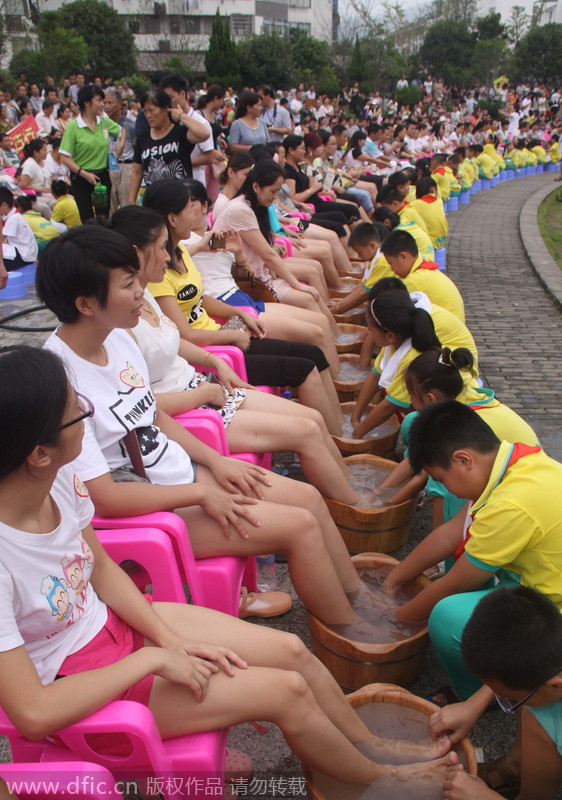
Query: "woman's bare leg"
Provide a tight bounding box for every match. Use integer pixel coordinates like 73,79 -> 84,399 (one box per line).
181,468 -> 358,622
284,256 -> 329,300
305,225 -> 353,275
147,604 -> 453,781
268,294 -> 340,377
294,239 -> 343,289
225,399 -> 355,502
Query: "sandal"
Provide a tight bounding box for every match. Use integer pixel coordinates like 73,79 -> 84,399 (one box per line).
225,747 -> 254,783
238,587 -> 292,619
477,755 -> 521,799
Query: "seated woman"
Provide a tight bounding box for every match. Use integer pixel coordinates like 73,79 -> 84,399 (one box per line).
144,177 -> 342,381
161,182 -> 345,434
36,225 -> 398,631
104,204 -> 356,504
0,345 -> 455,791
314,130 -> 378,215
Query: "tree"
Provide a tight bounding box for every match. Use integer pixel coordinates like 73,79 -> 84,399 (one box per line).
419,19 -> 477,85
205,10 -> 240,88
55,0 -> 136,77
10,15 -> 88,84
471,38 -> 507,83
515,23 -> 562,82
237,31 -> 292,88
348,36 -> 367,82
507,5 -> 529,47
289,29 -> 331,83
476,12 -> 506,40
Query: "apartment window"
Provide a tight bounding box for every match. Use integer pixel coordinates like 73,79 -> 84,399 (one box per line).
230,14 -> 253,37
143,15 -> 161,33
158,39 -> 171,51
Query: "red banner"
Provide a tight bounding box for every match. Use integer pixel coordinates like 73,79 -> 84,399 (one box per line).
7,116 -> 40,156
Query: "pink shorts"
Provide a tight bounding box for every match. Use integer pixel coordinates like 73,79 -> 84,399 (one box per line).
57,599 -> 154,706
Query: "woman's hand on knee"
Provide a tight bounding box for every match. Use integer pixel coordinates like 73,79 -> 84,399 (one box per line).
200,486 -> 261,540
153,649 -> 216,702
174,642 -> 248,677
212,458 -> 272,499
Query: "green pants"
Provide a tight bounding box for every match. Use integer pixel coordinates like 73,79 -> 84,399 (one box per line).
428,571 -> 518,699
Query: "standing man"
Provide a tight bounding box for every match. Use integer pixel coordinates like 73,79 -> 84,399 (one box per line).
258,85 -> 292,143
60,85 -> 124,221
104,87 -> 136,212
289,89 -> 304,126
68,72 -> 85,105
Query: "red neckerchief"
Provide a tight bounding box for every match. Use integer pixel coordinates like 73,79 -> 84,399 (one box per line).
433,166 -> 446,175
416,259 -> 439,271
454,443 -> 542,561
421,195 -> 438,204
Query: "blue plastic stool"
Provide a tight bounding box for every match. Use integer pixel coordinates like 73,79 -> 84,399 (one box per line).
516,168 -> 525,178
481,178 -> 492,189
19,262 -> 37,285
469,183 -> 477,195
0,271 -> 26,300
443,200 -> 449,213
435,248 -> 446,271
491,176 -> 499,187
459,191 -> 470,204
475,179 -> 482,191
525,166 -> 533,176
500,171 -> 507,182
448,196 -> 459,211
546,162 -> 557,172
506,170 -> 515,180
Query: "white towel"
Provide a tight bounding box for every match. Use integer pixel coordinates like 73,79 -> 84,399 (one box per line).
378,337 -> 413,389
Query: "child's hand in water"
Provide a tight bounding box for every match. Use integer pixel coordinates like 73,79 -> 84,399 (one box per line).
430,701 -> 479,744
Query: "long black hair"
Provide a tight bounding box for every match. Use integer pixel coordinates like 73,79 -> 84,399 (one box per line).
367,290 -> 441,352
142,179 -> 191,271
237,159 -> 284,246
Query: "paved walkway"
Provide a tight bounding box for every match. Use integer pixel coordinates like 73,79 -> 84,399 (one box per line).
446,173 -> 562,461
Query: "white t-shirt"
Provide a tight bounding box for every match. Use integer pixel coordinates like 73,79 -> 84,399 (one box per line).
45,153 -> 69,180
289,98 -> 303,124
44,329 -> 194,485
0,464 -> 107,685
2,207 -> 38,263
133,288 -> 195,394
21,158 -> 52,190
184,231 -> 237,300
190,109 -> 214,187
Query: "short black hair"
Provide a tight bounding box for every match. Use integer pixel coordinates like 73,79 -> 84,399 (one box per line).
348,222 -> 380,248
378,186 -> 403,207
159,74 -> 188,94
388,171 -> 409,188
0,186 -> 14,207
36,226 -> 139,324
408,400 -> 500,475
462,586 -> 562,690
50,179 -> 69,197
77,84 -> 104,112
368,276 -> 408,302
380,229 -> 418,258
416,177 -> 437,198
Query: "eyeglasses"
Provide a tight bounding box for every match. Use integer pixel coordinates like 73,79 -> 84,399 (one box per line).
57,393 -> 94,431
494,666 -> 562,714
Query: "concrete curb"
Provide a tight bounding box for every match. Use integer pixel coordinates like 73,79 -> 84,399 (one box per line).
519,180 -> 562,309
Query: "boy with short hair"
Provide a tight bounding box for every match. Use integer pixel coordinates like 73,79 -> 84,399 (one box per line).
384,401 -> 562,704
411,177 -> 448,249
50,180 -> 81,229
438,586 -> 562,800
380,229 -> 465,321
431,154 -> 451,200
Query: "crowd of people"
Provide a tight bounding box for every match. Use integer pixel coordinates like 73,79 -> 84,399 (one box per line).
0,68 -> 562,800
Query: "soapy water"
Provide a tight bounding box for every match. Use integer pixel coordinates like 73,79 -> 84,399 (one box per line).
339,279 -> 360,291
347,461 -> 403,507
310,703 -> 468,800
340,306 -> 365,317
333,565 -> 425,643
346,262 -> 365,274
341,413 -> 396,440
336,361 -> 372,383
337,332 -> 361,344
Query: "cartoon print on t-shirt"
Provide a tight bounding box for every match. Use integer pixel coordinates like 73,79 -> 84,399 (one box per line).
119,361 -> 145,389
61,553 -> 87,609
80,535 -> 94,566
40,575 -> 73,622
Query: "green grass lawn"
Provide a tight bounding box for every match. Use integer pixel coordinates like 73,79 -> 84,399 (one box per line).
538,188 -> 562,270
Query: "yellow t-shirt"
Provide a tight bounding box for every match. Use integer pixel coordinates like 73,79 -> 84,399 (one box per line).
21,211 -> 60,242
406,185 -> 417,204
403,255 -> 465,322
51,195 -> 82,228
465,441 -> 562,608
398,201 -> 429,235
483,144 -> 506,170
431,167 -> 450,201
410,196 -> 448,249
458,384 -> 538,446
148,244 -> 220,331
476,152 -> 498,178
532,145 -> 547,164
466,157 -> 479,182
548,141 -> 560,164
444,165 -> 462,195
361,251 -> 394,291
457,161 -> 474,188
508,148 -> 526,168
373,299 -> 477,407
396,220 -> 434,260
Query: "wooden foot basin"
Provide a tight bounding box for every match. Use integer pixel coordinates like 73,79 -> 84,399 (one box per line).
334,307 -> 366,326
307,554 -> 429,692
336,324 -> 365,355
329,277 -> 362,298
334,355 -> 372,402
333,402 -> 399,458
303,682 -> 477,799
324,455 -> 416,554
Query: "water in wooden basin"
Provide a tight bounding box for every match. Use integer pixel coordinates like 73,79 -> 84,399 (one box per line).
305,685 -> 477,800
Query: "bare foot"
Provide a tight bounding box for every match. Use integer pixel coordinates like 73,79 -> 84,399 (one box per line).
358,732 -> 452,765
372,753 -> 459,798
442,764 -> 501,799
